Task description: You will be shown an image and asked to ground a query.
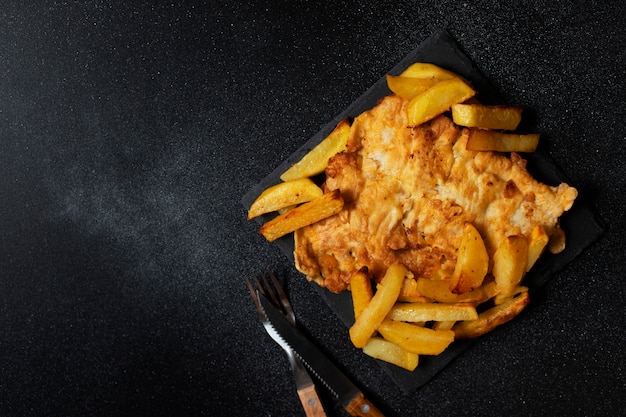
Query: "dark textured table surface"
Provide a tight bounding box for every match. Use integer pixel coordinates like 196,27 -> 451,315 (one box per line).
1,2 -> 624,416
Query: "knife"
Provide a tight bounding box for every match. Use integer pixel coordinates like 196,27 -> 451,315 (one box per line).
258,293 -> 385,417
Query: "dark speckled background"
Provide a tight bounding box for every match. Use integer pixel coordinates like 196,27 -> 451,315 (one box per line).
1,1 -> 624,416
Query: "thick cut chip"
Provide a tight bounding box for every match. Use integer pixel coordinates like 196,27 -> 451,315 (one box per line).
451,104 -> 522,130
466,128 -> 539,153
386,75 -> 438,100
398,278 -> 430,303
432,320 -> 456,331
407,78 -> 476,126
259,190 -> 344,242
350,267 -> 373,319
400,62 -> 460,81
248,178 -> 323,219
526,225 -> 549,271
494,285 -> 528,306
415,278 -> 497,305
493,235 -> 529,296
362,337 -> 419,371
453,291 -> 530,339
377,319 -> 454,355
449,223 -> 489,294
387,303 -> 478,322
349,263 -> 407,348
280,119 -> 350,181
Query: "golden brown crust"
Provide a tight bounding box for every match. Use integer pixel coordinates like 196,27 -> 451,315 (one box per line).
293,95 -> 577,293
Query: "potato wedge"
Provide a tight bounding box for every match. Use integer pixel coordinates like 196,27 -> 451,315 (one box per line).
350,267 -> 373,320
386,75 -> 438,100
377,319 -> 454,355
387,303 -> 478,322
400,62 -> 460,81
407,78 -> 476,126
493,235 -> 529,296
449,223 -> 489,294
280,118 -> 350,181
451,103 -> 523,130
362,337 -> 419,371
247,178 -> 323,219
453,291 -> 530,339
259,190 -> 344,242
349,263 -> 407,348
526,225 -> 549,272
494,285 -> 528,306
415,278 -> 497,304
466,128 -> 539,153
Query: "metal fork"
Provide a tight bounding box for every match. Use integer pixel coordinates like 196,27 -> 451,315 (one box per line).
246,271 -> 327,417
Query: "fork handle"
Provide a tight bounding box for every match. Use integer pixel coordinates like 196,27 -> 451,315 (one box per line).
297,384 -> 327,417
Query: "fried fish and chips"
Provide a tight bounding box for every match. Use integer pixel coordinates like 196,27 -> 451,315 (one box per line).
248,61 -> 577,370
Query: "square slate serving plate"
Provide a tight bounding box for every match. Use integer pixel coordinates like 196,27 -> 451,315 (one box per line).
242,29 -> 605,394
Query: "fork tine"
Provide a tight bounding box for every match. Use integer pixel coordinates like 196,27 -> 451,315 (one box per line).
267,270 -> 296,324
244,277 -> 264,316
259,272 -> 282,312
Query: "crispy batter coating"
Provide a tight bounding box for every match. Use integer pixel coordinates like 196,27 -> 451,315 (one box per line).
294,95 -> 577,293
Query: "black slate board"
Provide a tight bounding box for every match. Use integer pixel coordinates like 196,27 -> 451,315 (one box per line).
242,29 -> 605,394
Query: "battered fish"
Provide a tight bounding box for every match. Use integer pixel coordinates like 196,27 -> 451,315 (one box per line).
294,95 -> 577,293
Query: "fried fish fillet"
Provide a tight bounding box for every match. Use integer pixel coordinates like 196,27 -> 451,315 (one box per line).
294,95 -> 577,293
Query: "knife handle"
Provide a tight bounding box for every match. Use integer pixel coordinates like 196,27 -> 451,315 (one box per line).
345,393 -> 384,417
297,384 -> 327,417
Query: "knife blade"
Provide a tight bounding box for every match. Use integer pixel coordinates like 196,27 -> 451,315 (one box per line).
258,293 -> 385,417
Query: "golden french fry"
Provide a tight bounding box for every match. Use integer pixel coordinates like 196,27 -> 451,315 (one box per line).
466,128 -> 539,153
453,291 -> 530,339
280,118 -> 350,181
547,225 -> 566,254
387,303 -> 478,322
362,337 -> 419,371
451,103 -> 523,130
349,263 -> 407,348
449,223 -> 489,294
493,235 -> 529,296
397,278 -> 430,303
350,267 -> 373,320
415,278 -> 457,303
432,320 -> 456,331
386,75 -> 438,100
377,319 -> 454,355
259,190 -> 344,242
407,78 -> 476,126
247,178 -> 323,219
494,285 -> 528,306
400,62 -> 460,80
414,277 -> 497,305
526,225 -> 549,271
